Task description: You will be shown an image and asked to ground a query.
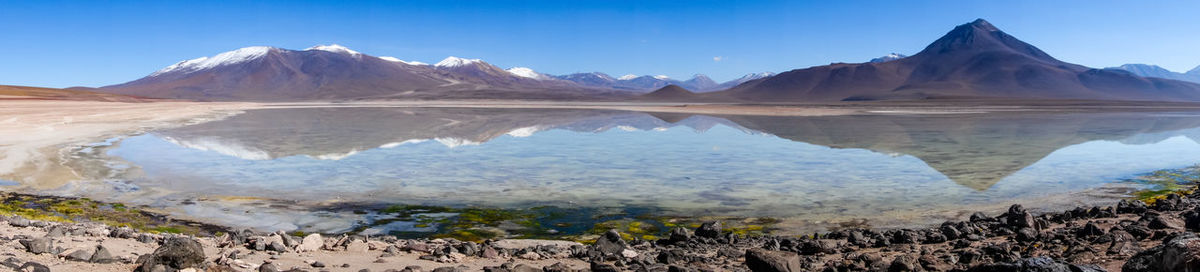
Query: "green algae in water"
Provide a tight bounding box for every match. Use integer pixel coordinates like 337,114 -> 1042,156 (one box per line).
361,204 -> 780,242
1125,165 -> 1200,201
0,193 -> 222,235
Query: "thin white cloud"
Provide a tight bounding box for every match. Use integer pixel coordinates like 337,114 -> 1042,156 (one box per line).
713,56 -> 723,62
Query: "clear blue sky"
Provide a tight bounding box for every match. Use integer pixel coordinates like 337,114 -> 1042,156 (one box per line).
1,0 -> 1198,88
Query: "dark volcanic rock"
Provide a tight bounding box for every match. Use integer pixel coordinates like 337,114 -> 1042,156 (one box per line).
1078,222 -> 1106,237
18,262 -> 49,272
1106,230 -> 1140,256
590,262 -> 620,272
968,256 -> 1092,272
668,227 -> 692,244
18,238 -> 51,254
1123,233 -> 1200,272
695,221 -> 722,239
745,248 -> 802,272
134,237 -> 206,272
594,229 -> 627,257
1006,205 -> 1037,230
1119,200 -> 1149,214
90,244 -> 120,263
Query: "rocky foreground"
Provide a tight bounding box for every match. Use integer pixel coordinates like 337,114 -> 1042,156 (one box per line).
5,189 -> 1200,271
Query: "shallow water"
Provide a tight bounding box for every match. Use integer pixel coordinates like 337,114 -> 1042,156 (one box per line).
58,107 -> 1200,234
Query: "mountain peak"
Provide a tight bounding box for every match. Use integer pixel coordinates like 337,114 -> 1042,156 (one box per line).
1189,65 -> 1200,75
618,74 -> 638,80
151,46 -> 276,76
968,18 -> 998,31
435,56 -> 484,68
641,84 -> 696,100
917,18 -> 1059,64
305,44 -> 361,55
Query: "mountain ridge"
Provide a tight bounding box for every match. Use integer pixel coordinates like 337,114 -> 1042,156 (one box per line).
712,19 -> 1200,102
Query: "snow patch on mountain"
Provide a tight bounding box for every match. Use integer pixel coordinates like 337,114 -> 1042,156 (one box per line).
506,67 -> 548,80
435,56 -> 484,68
151,46 -> 273,76
653,75 -> 670,80
305,44 -> 361,56
869,53 -> 908,63
379,56 -> 427,66
618,74 -> 639,80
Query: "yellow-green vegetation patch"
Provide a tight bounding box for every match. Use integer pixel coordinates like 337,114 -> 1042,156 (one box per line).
363,204 -> 783,242
1127,165 -> 1200,202
0,192 -> 225,236
370,205 -> 548,242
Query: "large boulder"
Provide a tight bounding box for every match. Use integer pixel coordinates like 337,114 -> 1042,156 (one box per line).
668,227 -> 691,244
18,238 -> 52,254
593,229 -> 627,256
1123,233 -> 1200,272
134,237 -> 206,272
297,233 -> 323,252
695,221 -> 722,239
1006,205 -> 1036,230
745,248 -> 802,272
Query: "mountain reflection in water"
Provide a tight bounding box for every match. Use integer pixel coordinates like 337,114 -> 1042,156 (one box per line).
89,107 -> 1200,232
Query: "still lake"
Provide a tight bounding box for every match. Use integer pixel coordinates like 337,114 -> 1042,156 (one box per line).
64,107 -> 1200,236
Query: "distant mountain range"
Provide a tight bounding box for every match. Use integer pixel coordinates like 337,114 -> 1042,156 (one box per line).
99,44 -> 769,101
552,72 -> 773,93
1108,64 -> 1200,84
701,19 -> 1200,102
97,19 -> 1200,103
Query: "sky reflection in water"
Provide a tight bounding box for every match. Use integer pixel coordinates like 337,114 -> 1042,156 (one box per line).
96,108 -> 1200,232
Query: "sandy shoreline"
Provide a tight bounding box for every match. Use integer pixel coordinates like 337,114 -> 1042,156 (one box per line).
0,100 -> 255,189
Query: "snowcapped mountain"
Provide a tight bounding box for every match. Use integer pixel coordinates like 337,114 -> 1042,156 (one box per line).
868,53 -> 908,63
434,56 -> 484,68
1111,64 -> 1200,84
715,72 -> 775,90
150,46 -> 275,77
506,67 -> 551,80
431,56 -> 564,87
552,72 -> 772,92
102,45 -> 624,101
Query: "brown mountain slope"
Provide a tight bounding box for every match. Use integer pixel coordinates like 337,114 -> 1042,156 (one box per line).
639,85 -> 698,101
713,19 -> 1200,102
100,46 -> 626,101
